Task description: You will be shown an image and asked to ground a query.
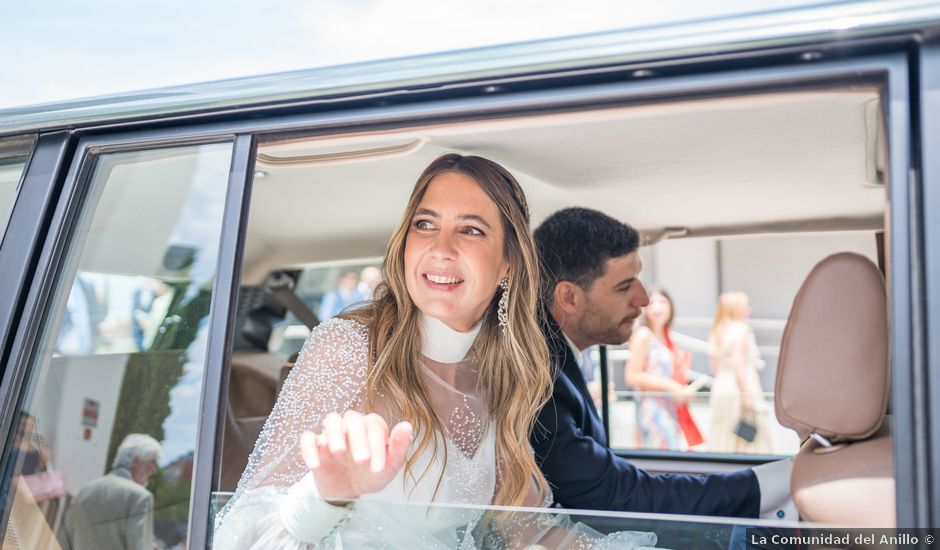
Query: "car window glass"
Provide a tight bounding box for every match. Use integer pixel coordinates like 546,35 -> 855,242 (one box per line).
601,231 -> 879,456
1,142 -> 232,549
0,135 -> 37,241
208,492 -> 828,548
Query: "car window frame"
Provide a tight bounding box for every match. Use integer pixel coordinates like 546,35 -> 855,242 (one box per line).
0,133 -> 55,374
0,47 -> 924,546
0,131 -> 248,546
918,40 -> 940,529
0,134 -> 38,243
231,51 -> 915,525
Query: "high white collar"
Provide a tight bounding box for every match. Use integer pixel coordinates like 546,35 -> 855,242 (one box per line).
421,313 -> 481,363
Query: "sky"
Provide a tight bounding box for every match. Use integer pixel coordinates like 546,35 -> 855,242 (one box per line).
0,0 -> 833,109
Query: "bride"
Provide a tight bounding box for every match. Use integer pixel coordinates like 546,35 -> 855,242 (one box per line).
213,154 -> 660,549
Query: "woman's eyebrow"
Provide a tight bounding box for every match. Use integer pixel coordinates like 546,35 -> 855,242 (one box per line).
414,207 -> 439,218
415,208 -> 493,230
459,214 -> 492,230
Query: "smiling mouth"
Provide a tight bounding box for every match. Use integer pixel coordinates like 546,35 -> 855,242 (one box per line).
423,273 -> 465,286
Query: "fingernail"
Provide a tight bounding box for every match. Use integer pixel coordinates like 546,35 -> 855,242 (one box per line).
353,451 -> 369,463
371,457 -> 384,473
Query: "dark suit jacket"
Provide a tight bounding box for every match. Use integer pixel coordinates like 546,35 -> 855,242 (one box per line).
531,313 -> 761,517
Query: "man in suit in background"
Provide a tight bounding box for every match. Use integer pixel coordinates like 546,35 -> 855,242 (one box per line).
531,207 -> 792,518
66,434 -> 161,550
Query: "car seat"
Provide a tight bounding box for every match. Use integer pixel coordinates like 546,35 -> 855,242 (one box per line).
774,252 -> 894,526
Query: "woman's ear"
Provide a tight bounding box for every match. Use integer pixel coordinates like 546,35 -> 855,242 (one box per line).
498,262 -> 510,286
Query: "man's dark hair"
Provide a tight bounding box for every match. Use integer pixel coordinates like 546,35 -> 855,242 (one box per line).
534,207 -> 640,301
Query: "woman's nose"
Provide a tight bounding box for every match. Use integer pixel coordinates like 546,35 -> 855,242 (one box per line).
429,230 -> 458,259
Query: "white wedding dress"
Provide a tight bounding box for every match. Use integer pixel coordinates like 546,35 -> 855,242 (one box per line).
213,315 -> 662,549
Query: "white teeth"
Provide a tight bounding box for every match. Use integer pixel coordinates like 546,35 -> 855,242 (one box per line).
426,274 -> 462,284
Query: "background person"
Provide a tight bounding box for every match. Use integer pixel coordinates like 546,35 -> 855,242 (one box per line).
626,288 -> 700,451
131,278 -> 173,351
55,276 -> 104,356
317,270 -> 365,320
356,266 -> 382,300
65,434 -> 161,550
708,291 -> 774,453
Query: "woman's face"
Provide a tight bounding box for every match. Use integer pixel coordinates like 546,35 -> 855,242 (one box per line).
404,171 -> 510,332
741,297 -> 752,320
646,292 -> 672,329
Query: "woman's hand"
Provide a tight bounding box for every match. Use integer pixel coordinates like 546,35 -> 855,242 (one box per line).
670,383 -> 694,405
300,411 -> 414,502
741,393 -> 757,414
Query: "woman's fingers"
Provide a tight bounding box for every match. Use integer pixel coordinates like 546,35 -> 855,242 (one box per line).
343,410 -> 369,464
364,414 -> 390,473
322,412 -> 346,455
304,413 -> 412,483
300,431 -> 319,469
385,421 -> 414,472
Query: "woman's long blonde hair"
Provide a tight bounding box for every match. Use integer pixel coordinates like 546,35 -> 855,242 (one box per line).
342,153 -> 551,507
709,291 -> 750,346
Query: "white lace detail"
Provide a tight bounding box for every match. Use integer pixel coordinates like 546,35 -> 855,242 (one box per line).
213,317 -> 666,549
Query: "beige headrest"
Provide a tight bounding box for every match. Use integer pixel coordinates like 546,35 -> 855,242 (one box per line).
775,252 -> 888,442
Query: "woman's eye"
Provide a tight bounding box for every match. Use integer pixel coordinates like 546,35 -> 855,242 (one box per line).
463,226 -> 484,236
414,220 -> 434,230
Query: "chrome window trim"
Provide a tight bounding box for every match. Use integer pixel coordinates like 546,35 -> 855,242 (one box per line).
0,0 -> 938,136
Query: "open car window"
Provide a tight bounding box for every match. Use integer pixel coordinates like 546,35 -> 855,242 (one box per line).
225,86 -> 886,475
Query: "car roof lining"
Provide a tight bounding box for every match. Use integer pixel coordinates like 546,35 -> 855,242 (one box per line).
63,88 -> 886,282
240,87 -> 885,284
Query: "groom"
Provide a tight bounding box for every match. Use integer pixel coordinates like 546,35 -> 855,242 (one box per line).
531,207 -> 791,518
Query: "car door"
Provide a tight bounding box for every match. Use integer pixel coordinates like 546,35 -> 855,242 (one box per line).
0,29 -> 933,550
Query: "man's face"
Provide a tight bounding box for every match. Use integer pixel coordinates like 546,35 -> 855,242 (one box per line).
572,252 -> 649,347
131,457 -> 158,487
339,272 -> 358,291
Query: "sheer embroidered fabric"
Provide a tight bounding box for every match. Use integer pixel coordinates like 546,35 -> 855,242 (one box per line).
213,318 -> 664,549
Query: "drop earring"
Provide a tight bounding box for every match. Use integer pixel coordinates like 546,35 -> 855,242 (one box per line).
497,277 -> 510,331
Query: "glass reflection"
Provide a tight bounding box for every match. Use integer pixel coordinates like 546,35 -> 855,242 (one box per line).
1,143 -> 232,550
